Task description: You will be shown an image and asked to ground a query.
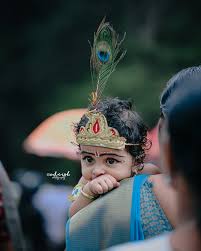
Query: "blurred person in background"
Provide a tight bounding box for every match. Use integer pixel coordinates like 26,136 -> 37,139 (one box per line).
15,169 -> 72,251
15,169 -> 48,251
0,162 -> 25,251
32,182 -> 72,251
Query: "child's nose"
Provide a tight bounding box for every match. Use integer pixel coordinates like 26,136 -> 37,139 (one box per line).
92,166 -> 105,178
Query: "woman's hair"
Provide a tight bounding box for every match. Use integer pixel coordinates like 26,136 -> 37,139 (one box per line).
160,66 -> 201,117
75,97 -> 151,165
167,82 -> 201,230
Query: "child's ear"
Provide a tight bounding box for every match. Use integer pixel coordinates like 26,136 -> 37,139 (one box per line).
131,164 -> 144,175
131,157 -> 136,167
131,159 -> 137,174
131,166 -> 138,175
131,165 -> 135,173
163,138 -> 177,189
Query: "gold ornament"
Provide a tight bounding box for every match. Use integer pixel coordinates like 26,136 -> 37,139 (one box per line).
76,111 -> 135,150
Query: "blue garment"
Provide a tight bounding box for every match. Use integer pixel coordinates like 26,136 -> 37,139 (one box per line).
130,174 -> 148,241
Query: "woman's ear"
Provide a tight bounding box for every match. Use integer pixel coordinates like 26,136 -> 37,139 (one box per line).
162,140 -> 173,174
159,122 -> 176,188
160,131 -> 177,188
165,141 -> 179,189
158,117 -> 164,136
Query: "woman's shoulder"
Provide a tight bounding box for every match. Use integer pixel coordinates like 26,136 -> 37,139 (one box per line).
148,174 -> 178,227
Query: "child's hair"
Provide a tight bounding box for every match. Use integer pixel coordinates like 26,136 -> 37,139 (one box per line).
75,97 -> 151,165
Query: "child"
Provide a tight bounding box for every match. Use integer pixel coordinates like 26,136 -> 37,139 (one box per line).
69,97 -> 160,217
68,18 -> 159,217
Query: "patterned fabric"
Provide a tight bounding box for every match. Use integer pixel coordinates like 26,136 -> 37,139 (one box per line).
68,183 -> 83,202
140,180 -> 173,238
0,184 -> 10,242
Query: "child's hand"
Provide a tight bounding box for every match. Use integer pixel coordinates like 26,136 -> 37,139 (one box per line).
83,174 -> 120,196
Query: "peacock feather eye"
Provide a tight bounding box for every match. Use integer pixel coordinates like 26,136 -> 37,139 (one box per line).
96,40 -> 112,64
97,50 -> 110,63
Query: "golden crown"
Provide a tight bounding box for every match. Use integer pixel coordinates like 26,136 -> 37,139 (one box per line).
76,111 -> 131,150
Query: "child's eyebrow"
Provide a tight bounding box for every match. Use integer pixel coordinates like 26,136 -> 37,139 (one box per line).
99,153 -> 124,157
80,151 -> 124,157
80,151 -> 95,155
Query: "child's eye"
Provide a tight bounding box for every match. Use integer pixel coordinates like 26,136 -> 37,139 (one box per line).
82,156 -> 94,164
106,158 -> 120,165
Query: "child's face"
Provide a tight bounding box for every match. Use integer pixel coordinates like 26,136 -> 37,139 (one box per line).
79,145 -> 134,181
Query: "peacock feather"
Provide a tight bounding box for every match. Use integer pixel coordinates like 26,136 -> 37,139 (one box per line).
90,17 -> 126,106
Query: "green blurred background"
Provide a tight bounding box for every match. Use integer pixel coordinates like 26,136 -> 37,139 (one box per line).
1,0 -> 201,185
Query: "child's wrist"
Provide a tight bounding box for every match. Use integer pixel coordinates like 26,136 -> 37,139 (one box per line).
83,183 -> 97,197
80,187 -> 95,200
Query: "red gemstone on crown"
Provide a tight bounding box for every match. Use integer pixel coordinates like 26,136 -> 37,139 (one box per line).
93,119 -> 100,134
80,127 -> 84,132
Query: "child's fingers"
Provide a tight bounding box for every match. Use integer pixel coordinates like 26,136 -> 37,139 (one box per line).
102,174 -> 117,184
98,180 -> 109,193
92,183 -> 103,194
90,174 -> 120,195
104,177 -> 114,190
106,175 -> 119,186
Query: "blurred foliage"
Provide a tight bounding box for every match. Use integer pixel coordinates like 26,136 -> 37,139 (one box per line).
1,0 -> 201,185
